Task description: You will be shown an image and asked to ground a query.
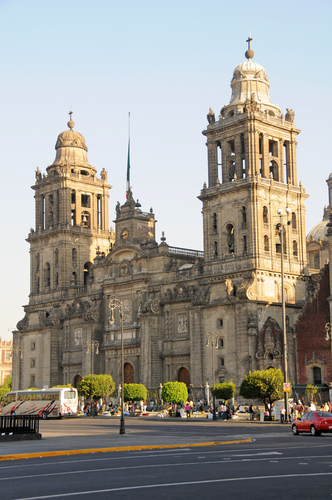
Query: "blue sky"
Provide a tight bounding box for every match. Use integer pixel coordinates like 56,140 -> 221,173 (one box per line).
1,0 -> 331,341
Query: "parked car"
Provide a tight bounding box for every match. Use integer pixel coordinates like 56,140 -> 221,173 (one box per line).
292,411 -> 332,436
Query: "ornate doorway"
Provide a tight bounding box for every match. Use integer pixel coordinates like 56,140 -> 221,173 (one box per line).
178,367 -> 190,386
73,375 -> 82,388
124,363 -> 134,384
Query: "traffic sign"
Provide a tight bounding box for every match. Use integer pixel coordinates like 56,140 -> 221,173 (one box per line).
283,383 -> 290,392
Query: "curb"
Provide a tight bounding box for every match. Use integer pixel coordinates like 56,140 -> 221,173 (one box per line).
0,438 -> 253,462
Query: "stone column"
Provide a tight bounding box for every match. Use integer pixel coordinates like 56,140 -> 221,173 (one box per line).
207,140 -> 218,187
261,134 -> 269,178
278,139 -> 284,183
234,135 -> 242,179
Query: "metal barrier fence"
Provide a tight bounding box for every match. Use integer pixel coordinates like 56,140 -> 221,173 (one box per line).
0,415 -> 40,435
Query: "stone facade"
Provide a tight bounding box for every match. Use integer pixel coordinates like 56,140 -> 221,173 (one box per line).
0,338 -> 12,385
15,44 -> 327,398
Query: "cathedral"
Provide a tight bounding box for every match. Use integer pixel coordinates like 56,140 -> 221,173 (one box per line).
13,41 -> 332,401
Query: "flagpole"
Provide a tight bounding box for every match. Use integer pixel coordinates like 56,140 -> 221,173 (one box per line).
126,112 -> 130,198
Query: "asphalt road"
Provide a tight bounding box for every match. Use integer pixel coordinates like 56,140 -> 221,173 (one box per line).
1,419 -> 332,499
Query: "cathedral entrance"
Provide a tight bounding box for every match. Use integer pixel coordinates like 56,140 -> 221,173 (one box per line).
124,363 -> 134,384
73,375 -> 82,388
178,367 -> 190,386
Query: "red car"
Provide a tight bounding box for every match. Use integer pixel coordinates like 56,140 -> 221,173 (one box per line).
292,411 -> 332,436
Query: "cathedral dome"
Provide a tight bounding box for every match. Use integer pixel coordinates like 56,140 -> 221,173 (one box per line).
307,207 -> 330,243
49,113 -> 94,172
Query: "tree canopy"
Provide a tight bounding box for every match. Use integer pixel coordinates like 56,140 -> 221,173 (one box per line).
124,383 -> 147,402
305,384 -> 318,400
161,382 -> 188,404
77,374 -> 115,400
213,380 -> 236,401
0,375 -> 12,398
239,368 -> 284,412
51,384 -> 73,389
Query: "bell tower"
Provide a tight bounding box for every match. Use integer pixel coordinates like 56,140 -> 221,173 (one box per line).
199,40 -> 308,280
28,113 -> 114,300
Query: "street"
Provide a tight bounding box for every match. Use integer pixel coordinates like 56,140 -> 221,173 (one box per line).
0,418 -> 332,499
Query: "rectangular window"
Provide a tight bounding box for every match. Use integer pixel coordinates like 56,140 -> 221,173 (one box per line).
30,359 -> 35,368
220,357 -> 225,366
81,194 -> 90,208
31,342 -> 36,351
218,338 -> 224,348
5,351 -> 11,362
217,319 -> 223,328
71,191 -> 76,204
30,375 -> 35,386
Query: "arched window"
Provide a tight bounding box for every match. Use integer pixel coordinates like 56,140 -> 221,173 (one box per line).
243,235 -> 247,254
214,241 -> 218,258
72,248 -> 77,264
263,206 -> 268,224
54,248 -> 58,267
313,367 -> 321,385
84,262 -> 93,285
264,235 -> 269,252
292,212 -> 297,229
45,263 -> 50,288
48,211 -> 54,228
241,206 -> 247,224
72,272 -> 77,286
178,367 -> 190,386
55,272 -> 58,287
226,224 -> 235,253
36,276 -> 40,293
212,213 -> 217,232
124,363 -> 134,384
293,240 -> 298,257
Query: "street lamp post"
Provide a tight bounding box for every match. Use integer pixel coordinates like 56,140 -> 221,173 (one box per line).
109,295 -> 125,435
277,207 -> 291,422
12,345 -> 23,390
206,331 -> 219,421
84,339 -> 99,416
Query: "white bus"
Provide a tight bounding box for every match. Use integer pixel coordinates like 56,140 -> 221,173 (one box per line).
0,388 -> 78,419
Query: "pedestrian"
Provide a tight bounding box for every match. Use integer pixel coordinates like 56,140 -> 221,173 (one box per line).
185,402 -> 191,418
281,406 -> 285,422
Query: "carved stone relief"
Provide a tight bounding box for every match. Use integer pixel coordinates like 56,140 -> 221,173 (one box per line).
177,313 -> 188,335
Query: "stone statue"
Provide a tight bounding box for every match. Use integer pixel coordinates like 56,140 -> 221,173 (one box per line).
35,167 -> 42,181
100,167 -> 107,181
285,108 -> 295,123
116,201 -> 121,217
207,107 -> 215,125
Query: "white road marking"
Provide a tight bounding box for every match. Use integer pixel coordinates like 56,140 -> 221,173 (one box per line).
10,472 -> 332,500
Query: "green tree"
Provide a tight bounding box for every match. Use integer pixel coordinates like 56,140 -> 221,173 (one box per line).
77,374 -> 115,401
51,384 -> 73,388
124,383 -> 147,402
239,368 -> 284,416
0,375 -> 12,398
305,384 -> 318,402
213,380 -> 236,401
161,382 -> 188,410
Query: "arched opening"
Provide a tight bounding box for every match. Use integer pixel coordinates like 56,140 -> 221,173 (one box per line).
178,367 -> 190,387
72,248 -> 77,264
214,241 -> 218,258
293,240 -> 298,257
263,206 -> 268,224
44,263 -> 50,288
267,352 -> 274,362
269,160 -> 279,181
264,235 -> 269,252
72,272 -> 77,286
84,262 -> 93,285
241,206 -> 247,224
54,248 -> 58,267
81,211 -> 90,228
226,224 -> 235,254
243,235 -> 247,255
124,363 -> 134,384
212,213 -> 217,232
292,212 -> 297,229
73,375 -> 82,388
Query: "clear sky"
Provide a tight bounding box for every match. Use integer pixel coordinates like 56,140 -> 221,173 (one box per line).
1,0 -> 331,341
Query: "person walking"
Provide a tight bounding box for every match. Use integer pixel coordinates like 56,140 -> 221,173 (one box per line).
185,402 -> 191,418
